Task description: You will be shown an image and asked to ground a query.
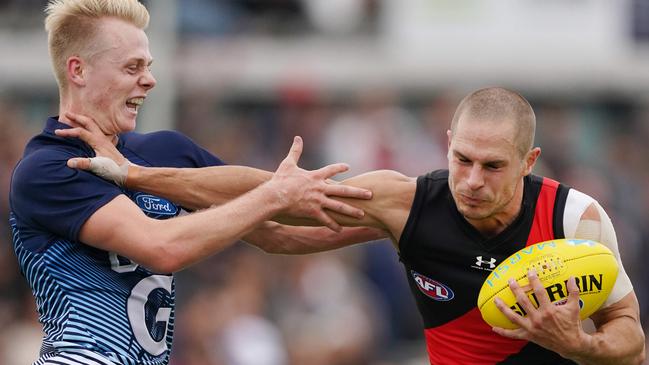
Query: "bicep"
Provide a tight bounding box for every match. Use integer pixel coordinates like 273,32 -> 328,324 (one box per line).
334,170 -> 415,232
79,194 -> 160,264
590,291 -> 641,329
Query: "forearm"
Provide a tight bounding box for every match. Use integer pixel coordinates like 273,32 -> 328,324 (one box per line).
127,165 -> 271,210
154,182 -> 284,271
244,221 -> 389,254
570,311 -> 645,364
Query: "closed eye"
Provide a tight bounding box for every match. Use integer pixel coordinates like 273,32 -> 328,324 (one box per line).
455,153 -> 471,164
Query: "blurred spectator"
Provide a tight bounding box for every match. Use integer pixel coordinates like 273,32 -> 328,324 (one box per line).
178,0 -> 307,37
0,101 -> 42,365
322,87 -> 443,178
177,0 -> 379,37
273,251 -> 385,365
0,0 -> 49,30
633,0 -> 649,42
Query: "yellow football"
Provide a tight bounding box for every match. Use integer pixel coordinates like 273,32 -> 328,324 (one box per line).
477,239 -> 618,329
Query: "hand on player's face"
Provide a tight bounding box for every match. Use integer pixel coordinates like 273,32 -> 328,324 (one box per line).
492,269 -> 588,358
55,112 -> 130,185
270,136 -> 372,232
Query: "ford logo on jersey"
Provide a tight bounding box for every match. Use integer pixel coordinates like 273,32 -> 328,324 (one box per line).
135,194 -> 178,216
411,270 -> 454,302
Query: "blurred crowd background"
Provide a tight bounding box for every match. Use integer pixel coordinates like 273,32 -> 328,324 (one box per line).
1,1 -> 649,364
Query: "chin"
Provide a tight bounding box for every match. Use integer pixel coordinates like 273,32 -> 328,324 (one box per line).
458,205 -> 491,220
118,119 -> 137,132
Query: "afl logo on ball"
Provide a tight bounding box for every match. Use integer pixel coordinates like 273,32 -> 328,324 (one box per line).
411,270 -> 454,301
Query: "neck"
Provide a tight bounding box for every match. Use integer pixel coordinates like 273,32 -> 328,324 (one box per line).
58,96 -> 119,146
466,178 -> 525,238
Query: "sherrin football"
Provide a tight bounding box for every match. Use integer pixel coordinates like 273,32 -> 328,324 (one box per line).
477,239 -> 618,329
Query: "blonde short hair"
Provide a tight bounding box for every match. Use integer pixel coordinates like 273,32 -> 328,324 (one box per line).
45,0 -> 149,93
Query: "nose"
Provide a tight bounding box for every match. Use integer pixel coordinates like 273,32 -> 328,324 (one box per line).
139,68 -> 157,90
466,164 -> 485,190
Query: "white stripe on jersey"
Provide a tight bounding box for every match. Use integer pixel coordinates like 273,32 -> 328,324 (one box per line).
11,213 -> 174,365
562,189 -> 594,238
562,188 -> 634,307
34,350 -> 117,365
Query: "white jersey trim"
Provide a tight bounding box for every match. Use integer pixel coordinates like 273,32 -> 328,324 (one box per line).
34,350 -> 118,365
562,189 -> 594,238
562,189 -> 633,307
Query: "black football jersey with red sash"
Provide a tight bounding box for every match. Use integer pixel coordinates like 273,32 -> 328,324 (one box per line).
399,169 -> 576,365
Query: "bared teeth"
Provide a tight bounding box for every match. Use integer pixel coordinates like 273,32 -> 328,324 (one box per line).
126,97 -> 144,106
126,97 -> 144,112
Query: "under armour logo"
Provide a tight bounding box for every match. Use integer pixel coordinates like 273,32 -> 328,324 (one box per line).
475,256 -> 497,269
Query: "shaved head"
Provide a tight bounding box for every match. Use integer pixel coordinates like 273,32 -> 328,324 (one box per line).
450,87 -> 536,156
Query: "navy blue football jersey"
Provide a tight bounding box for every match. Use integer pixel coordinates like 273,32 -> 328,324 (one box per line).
10,117 -> 223,365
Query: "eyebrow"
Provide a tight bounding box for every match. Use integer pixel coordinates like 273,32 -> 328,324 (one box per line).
126,58 -> 154,66
454,151 -> 507,166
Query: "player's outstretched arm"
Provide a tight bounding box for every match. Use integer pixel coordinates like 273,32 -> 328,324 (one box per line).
80,136 -> 372,272
58,112 -> 413,252
247,170 -> 416,254
56,112 -> 372,218
245,222 -> 389,255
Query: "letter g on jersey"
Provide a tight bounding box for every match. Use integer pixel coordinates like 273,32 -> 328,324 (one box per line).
111,254 -> 173,356
128,275 -> 173,356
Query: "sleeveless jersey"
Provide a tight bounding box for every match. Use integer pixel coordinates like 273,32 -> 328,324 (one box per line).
9,117 -> 223,365
399,169 -> 575,365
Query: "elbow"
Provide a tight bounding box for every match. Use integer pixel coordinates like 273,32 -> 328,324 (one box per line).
144,255 -> 183,274
624,330 -> 646,365
136,238 -> 188,274
636,339 -> 646,365
634,325 -> 646,365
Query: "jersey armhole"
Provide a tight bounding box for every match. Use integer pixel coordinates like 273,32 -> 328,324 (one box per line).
561,189 -> 595,238
398,175 -> 427,258
552,184 -> 571,238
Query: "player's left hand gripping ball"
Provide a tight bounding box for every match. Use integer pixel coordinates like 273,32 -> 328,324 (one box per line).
477,239 -> 619,329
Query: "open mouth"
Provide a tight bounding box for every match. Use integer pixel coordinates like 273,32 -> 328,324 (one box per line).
126,97 -> 144,113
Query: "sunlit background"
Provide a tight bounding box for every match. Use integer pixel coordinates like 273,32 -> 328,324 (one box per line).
1,1 -> 649,364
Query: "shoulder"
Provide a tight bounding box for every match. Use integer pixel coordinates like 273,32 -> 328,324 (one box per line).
12,145 -> 81,186
344,169 -> 415,192
121,130 -> 223,168
420,169 -> 449,182
343,170 -> 417,214
121,130 -> 197,151
416,169 -> 449,191
562,187 -> 599,234
10,141 -> 124,241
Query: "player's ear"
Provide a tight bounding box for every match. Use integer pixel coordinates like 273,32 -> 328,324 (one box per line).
67,56 -> 86,87
522,147 -> 541,175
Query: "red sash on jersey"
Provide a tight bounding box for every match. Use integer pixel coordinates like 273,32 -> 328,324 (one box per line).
424,177 -> 560,364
